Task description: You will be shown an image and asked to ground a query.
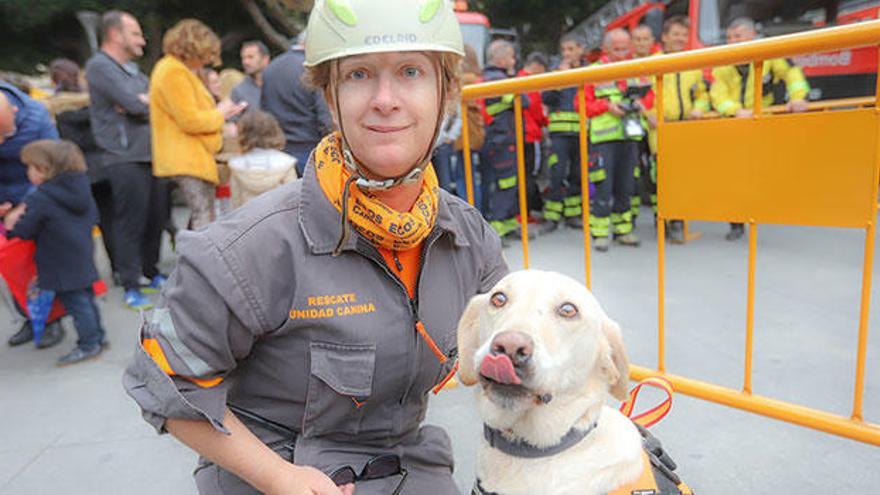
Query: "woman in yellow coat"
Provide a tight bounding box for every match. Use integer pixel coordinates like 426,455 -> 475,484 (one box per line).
150,19 -> 246,230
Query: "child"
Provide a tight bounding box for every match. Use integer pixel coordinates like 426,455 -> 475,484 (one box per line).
5,140 -> 106,365
228,110 -> 297,208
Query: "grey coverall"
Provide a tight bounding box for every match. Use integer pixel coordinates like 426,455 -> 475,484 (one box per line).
123,161 -> 508,494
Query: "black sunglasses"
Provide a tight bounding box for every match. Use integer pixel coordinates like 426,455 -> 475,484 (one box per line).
330,454 -> 408,495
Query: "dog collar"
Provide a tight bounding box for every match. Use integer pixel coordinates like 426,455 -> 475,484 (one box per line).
482,421 -> 597,459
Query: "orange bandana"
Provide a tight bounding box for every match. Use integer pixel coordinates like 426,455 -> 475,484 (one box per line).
314,133 -> 439,251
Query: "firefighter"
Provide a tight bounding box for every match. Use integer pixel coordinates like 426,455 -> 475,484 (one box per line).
646,16 -> 710,243
628,25 -> 656,232
582,29 -> 649,251
631,24 -> 657,59
540,33 -> 587,234
518,52 -> 549,222
711,16 -> 810,241
122,1 -> 509,493
482,39 -> 532,241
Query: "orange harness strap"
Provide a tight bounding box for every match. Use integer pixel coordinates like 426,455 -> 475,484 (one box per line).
619,376 -> 674,428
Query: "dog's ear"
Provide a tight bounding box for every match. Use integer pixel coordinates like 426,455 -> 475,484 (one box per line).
456,293 -> 487,386
600,317 -> 630,401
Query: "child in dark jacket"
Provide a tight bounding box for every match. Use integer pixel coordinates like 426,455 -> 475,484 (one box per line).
4,139 -> 106,365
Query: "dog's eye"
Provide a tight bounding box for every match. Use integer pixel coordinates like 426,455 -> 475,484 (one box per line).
558,302 -> 578,318
490,291 -> 507,308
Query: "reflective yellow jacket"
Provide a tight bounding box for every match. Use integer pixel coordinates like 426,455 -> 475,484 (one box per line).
647,59 -> 710,152
710,58 -> 810,116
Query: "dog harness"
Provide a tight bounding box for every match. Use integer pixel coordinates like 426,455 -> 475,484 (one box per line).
472,424 -> 692,495
473,378 -> 692,495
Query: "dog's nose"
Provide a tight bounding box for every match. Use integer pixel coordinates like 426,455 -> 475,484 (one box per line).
490,331 -> 534,366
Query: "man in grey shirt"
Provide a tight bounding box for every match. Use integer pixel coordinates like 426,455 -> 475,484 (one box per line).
260,37 -> 332,175
231,40 -> 270,111
85,10 -> 165,310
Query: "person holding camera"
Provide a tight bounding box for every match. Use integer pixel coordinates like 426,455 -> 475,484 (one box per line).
581,29 -> 652,251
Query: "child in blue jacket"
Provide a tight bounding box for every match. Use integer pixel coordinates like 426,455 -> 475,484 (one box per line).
4,140 -> 106,365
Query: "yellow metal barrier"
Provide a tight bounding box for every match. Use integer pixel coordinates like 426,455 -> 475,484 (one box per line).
459,20 -> 880,446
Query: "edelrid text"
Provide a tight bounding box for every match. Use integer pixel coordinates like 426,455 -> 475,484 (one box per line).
364,33 -> 417,46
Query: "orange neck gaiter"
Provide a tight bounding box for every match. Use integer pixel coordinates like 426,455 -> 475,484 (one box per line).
314,133 -> 439,252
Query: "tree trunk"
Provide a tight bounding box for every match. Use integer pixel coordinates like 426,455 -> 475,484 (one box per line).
238,0 -> 291,51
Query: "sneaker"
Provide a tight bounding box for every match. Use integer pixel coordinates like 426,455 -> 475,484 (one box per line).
57,345 -> 103,366
35,321 -> 65,349
537,220 -> 559,236
8,321 -> 34,347
668,220 -> 685,244
594,237 -> 610,252
565,217 -> 584,229
615,233 -> 641,247
124,289 -> 154,310
141,274 -> 167,294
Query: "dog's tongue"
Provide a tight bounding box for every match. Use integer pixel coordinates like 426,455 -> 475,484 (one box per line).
480,353 -> 521,385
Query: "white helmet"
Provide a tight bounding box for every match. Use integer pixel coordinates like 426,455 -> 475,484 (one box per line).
304,0 -> 464,67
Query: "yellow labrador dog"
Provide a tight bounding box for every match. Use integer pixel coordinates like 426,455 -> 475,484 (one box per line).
457,270 -> 645,495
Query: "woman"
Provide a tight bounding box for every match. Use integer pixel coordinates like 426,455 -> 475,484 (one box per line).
149,19 -> 245,230
123,1 -> 507,494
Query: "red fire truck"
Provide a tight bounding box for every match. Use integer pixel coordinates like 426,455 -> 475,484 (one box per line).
574,0 -> 880,100
453,0 -> 518,68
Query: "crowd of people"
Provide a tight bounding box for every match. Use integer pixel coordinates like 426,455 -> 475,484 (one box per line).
0,10 -> 326,363
455,14 -> 809,251
0,9 -> 808,366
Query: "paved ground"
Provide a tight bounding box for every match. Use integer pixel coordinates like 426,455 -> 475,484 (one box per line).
1,210 -> 878,494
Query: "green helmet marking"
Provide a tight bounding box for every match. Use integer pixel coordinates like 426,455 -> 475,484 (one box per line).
419,0 -> 442,23
327,0 -> 358,27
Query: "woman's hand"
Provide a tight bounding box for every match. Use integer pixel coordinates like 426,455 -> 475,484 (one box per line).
264,464 -> 355,495
218,99 -> 248,120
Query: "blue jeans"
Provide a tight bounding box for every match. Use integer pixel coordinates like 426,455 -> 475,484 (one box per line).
433,143 -> 455,193
56,288 -> 105,350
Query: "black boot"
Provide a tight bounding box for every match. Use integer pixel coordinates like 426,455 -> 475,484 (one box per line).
8,321 -> 34,347
35,321 -> 65,349
726,223 -> 745,241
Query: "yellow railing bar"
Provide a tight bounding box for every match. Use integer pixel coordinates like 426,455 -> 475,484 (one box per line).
853,45 -> 880,421
461,21 -> 880,101
460,101 -> 475,207
654,74 -> 666,373
631,365 -> 880,446
513,94 -> 530,268
744,221 -> 757,395
577,86 -> 592,289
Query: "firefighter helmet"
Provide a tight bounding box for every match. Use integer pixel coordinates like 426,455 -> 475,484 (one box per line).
304,0 -> 465,67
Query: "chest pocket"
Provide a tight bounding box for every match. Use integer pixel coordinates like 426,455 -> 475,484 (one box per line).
303,341 -> 376,437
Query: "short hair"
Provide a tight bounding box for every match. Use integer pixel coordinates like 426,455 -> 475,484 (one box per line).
728,17 -> 756,33
242,40 -> 270,58
236,110 -> 286,152
632,24 -> 654,37
525,51 -> 548,69
162,19 -> 221,66
100,10 -> 127,41
21,140 -> 87,179
488,40 -> 515,65
559,32 -> 585,48
663,15 -> 691,35
48,58 -> 81,92
603,28 -> 631,48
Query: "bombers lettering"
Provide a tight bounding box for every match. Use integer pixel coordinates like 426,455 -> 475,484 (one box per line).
364,33 -> 417,46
